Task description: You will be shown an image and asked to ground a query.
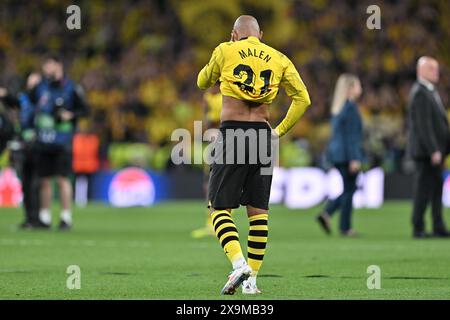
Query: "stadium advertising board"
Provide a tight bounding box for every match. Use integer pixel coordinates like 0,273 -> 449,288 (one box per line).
6,166 -> 450,209
90,167 -> 168,207
0,168 -> 23,207
270,167 -> 385,209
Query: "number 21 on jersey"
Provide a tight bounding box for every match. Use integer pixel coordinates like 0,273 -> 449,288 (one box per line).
232,64 -> 273,97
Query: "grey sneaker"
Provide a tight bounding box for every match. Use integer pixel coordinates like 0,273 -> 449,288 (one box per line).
220,264 -> 252,295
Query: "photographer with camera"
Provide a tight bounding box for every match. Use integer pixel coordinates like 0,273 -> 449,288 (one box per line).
0,73 -> 45,229
30,56 -> 89,230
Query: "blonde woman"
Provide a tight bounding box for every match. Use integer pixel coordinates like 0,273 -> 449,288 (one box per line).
317,74 -> 363,237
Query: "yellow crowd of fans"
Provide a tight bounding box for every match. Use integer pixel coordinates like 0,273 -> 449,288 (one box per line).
1,0 -> 449,171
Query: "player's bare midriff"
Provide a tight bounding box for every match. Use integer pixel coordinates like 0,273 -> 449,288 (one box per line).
221,95 -> 270,123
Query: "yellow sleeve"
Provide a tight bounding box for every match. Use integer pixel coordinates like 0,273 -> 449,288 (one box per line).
274,58 -> 311,137
197,46 -> 223,90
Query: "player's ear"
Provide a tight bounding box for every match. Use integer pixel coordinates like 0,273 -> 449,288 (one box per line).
230,29 -> 238,42
259,31 -> 263,40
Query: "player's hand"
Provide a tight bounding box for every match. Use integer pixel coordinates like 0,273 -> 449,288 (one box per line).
0,87 -> 7,97
270,130 -> 279,143
26,73 -> 41,90
431,151 -> 442,166
60,110 -> 74,121
349,160 -> 361,174
265,120 -> 279,139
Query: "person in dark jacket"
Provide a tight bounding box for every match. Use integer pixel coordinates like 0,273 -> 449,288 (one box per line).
0,73 -> 43,229
31,56 -> 89,230
316,74 -> 363,237
407,56 -> 450,238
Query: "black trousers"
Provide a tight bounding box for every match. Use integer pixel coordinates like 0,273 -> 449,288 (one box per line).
20,147 -> 40,223
325,163 -> 358,232
412,160 -> 447,234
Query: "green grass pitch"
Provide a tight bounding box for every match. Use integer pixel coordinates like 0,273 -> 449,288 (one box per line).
0,201 -> 450,300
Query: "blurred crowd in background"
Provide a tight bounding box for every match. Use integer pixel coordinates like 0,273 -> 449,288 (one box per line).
1,0 -> 450,173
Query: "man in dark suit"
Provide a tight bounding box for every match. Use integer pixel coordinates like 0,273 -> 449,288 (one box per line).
407,56 -> 450,238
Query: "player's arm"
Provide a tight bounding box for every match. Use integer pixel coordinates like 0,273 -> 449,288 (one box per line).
197,46 -> 223,90
274,58 -> 311,137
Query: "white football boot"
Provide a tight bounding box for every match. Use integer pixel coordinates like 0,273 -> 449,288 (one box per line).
221,264 -> 252,295
242,276 -> 261,294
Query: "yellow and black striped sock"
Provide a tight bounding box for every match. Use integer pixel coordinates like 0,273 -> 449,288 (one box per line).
247,214 -> 269,276
211,210 -> 244,265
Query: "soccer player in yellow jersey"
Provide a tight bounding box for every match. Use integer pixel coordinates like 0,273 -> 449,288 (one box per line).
197,15 -> 311,295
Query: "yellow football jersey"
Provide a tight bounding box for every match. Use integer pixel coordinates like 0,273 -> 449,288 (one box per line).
198,36 -> 308,104
197,36 -> 311,136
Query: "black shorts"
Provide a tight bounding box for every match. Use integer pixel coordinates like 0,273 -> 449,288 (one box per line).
36,144 -> 73,178
208,121 -> 274,210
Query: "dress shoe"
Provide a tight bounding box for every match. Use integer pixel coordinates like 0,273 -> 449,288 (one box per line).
432,230 -> 450,238
341,229 -> 360,237
413,231 -> 431,239
316,213 -> 331,235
